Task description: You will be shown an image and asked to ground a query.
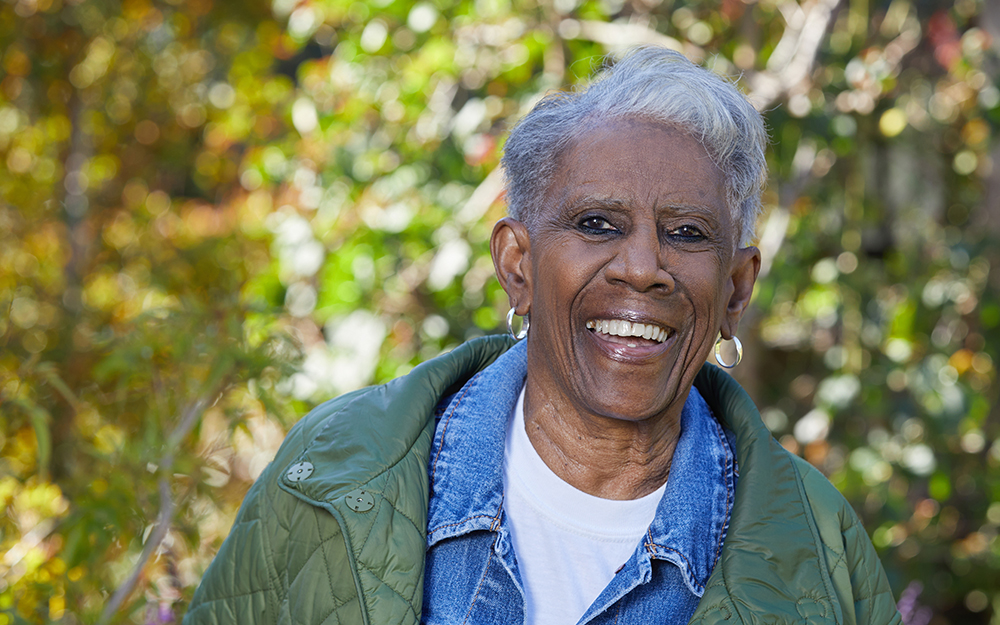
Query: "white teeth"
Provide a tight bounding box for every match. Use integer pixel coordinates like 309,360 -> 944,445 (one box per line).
586,318 -> 671,343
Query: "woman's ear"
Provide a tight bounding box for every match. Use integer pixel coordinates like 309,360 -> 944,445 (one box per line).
720,245 -> 761,340
490,217 -> 533,315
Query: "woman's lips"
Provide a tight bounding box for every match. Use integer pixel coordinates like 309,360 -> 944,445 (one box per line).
585,318 -> 672,346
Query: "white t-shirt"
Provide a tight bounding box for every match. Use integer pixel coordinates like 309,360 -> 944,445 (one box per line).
502,387 -> 667,625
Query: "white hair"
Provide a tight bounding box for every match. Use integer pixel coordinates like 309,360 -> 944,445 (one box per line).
502,46 -> 768,246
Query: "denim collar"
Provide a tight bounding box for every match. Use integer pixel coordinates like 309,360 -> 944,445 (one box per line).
426,339 -> 736,598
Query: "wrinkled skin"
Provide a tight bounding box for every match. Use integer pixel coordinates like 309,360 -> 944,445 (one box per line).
491,118 -> 760,499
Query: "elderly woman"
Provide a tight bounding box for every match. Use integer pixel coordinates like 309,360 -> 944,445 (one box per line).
184,48 -> 900,625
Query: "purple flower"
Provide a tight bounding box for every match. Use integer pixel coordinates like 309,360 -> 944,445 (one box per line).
897,581 -> 933,625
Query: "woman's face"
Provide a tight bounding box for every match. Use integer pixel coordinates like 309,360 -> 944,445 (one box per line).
504,117 -> 759,424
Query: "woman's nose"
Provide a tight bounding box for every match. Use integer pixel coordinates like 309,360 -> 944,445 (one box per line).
605,226 -> 675,293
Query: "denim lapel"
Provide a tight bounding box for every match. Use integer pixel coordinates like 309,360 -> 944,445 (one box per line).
642,386 -> 737,597
426,340 -> 528,546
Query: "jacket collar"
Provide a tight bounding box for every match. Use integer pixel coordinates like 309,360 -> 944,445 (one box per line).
280,334 -> 515,507
690,364 -> 843,623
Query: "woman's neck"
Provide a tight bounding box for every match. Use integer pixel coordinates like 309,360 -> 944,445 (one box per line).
521,380 -> 683,500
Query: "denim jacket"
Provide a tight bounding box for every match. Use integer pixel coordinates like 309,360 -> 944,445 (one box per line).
423,339 -> 737,624
183,334 -> 901,625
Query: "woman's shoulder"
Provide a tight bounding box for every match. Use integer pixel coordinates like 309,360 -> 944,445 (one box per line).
787,454 -> 902,625
787,454 -> 857,527
279,334 -> 518,461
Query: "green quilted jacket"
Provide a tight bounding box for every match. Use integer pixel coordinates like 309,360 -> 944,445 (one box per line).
183,335 -> 901,625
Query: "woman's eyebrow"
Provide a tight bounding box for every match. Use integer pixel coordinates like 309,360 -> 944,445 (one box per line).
655,202 -> 723,220
558,195 -> 724,225
562,195 -> 628,211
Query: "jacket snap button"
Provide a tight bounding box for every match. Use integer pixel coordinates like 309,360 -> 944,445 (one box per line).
286,461 -> 314,483
345,489 -> 375,512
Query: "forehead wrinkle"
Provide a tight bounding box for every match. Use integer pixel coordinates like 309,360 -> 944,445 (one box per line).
568,176 -> 725,215
538,118 -> 732,236
562,191 -> 722,218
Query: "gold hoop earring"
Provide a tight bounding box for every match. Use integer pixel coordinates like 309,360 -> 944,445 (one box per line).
714,336 -> 742,368
506,308 -> 529,341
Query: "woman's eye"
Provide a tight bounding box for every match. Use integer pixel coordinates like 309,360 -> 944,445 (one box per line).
669,225 -> 705,240
580,217 -> 616,233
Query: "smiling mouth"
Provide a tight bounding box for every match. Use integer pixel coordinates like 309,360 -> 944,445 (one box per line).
586,319 -> 673,345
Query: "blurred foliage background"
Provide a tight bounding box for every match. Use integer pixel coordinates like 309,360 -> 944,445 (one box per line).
0,0 -> 997,622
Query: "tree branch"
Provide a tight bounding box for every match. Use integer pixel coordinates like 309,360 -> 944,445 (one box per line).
98,391 -> 218,625
748,0 -> 843,110
564,18 -> 684,52
758,141 -> 820,278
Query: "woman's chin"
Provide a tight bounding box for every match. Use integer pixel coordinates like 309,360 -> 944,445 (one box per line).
573,329 -> 692,420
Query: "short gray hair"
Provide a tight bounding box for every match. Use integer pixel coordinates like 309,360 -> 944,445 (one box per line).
502,46 -> 768,247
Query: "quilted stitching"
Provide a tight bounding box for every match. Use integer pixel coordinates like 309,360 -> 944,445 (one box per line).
344,466 -> 426,623
282,508 -> 362,623
790,455 -> 901,625
352,496 -> 422,603
357,569 -> 421,624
